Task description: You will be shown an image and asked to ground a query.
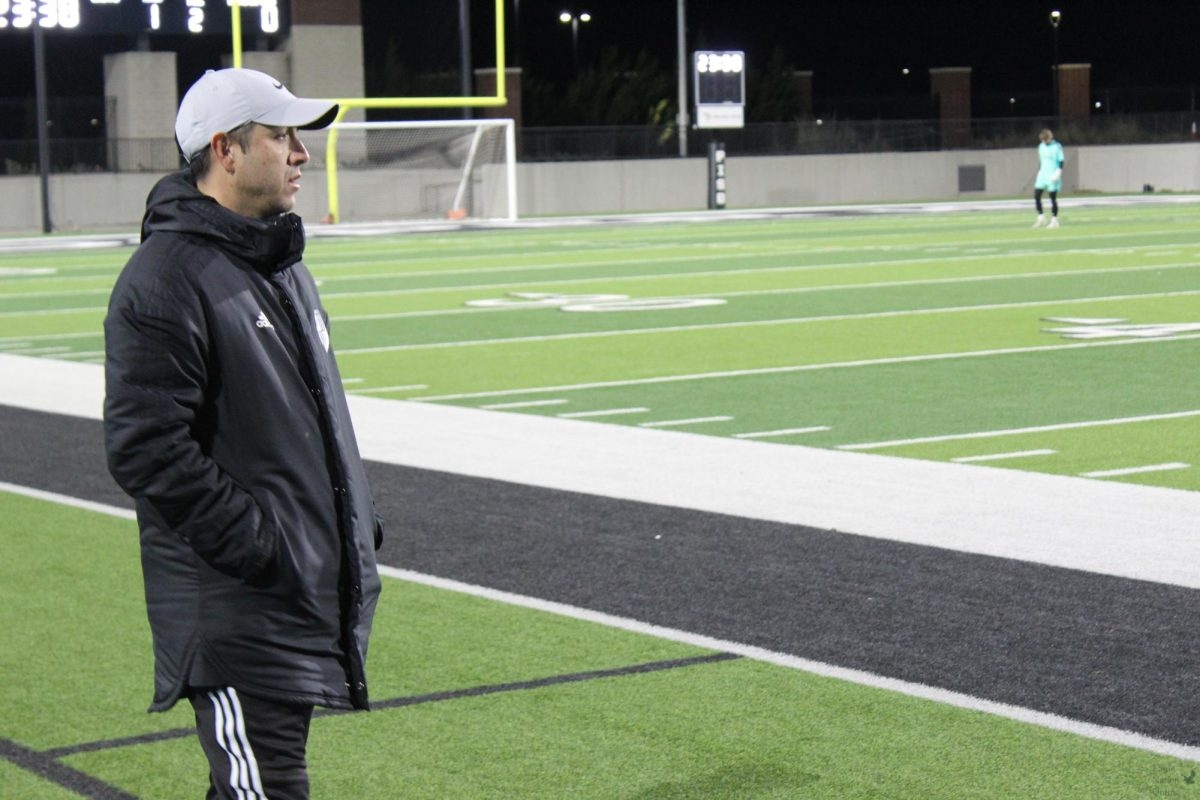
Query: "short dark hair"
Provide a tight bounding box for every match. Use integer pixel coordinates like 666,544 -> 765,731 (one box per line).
187,122 -> 257,179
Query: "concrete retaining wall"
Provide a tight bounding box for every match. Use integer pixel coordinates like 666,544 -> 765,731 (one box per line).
2,142 -> 1196,233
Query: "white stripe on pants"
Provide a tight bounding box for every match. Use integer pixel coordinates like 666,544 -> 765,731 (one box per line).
208,688 -> 267,800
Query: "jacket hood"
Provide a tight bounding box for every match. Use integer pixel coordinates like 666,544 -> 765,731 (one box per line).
140,169 -> 306,273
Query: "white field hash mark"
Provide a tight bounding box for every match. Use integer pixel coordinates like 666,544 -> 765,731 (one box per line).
558,407 -> 650,419
639,416 -> 733,428
733,426 -> 831,439
1081,463 -> 1190,478
840,409 -> 1200,451
952,449 -> 1058,463
480,399 -> 569,410
349,384 -> 429,394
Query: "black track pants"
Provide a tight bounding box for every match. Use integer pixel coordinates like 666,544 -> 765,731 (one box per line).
189,687 -> 314,800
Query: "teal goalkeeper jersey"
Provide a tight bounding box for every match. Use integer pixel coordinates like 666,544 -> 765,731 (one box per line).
1036,140 -> 1064,189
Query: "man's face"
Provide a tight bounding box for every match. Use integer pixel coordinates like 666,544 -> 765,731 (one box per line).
228,123 -> 310,219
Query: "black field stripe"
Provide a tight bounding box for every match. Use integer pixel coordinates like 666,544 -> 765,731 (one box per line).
0,737 -> 138,800
42,727 -> 197,759
4,404 -> 1200,749
362,652 -> 741,712
40,654 -> 739,763
364,457 -> 1200,748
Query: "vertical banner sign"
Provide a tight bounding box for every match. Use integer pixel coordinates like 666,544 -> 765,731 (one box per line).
708,141 -> 726,209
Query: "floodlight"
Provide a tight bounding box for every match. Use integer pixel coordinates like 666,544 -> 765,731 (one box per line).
580,12 -> 591,22
559,11 -> 572,23
1049,10 -> 1061,27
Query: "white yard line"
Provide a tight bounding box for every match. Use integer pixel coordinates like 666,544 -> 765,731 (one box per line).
1082,463 -> 1190,478
952,449 -> 1058,463
0,331 -> 100,344
4,346 -> 72,355
320,260 -> 1200,323
381,568 -> 1200,764
336,289 -> 1200,355
303,225 -> 1200,284
0,287 -> 111,299
841,409 -> 1200,451
414,334 -> 1200,403
318,255 -> 1200,304
2,477 -> 1198,764
6,258 -> 1196,327
0,306 -> 103,318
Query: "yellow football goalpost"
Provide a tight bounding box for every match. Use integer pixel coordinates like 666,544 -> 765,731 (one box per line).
227,0 -> 509,223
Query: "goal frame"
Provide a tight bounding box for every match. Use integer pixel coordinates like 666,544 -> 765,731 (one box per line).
324,119 -> 519,224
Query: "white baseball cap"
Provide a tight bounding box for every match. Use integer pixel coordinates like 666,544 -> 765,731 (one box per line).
175,68 -> 339,162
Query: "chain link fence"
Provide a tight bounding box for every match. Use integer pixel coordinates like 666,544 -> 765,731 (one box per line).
3,112 -> 1199,174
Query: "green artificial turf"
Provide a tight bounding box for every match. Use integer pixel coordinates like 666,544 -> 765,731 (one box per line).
3,489 -> 1198,799
3,202 -> 1199,493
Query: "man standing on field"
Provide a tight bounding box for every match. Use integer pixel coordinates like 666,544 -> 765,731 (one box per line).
103,67 -> 383,800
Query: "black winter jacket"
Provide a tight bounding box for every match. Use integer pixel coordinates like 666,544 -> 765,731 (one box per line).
104,170 -> 382,713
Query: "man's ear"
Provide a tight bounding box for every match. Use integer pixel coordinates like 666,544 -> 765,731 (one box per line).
210,132 -> 238,173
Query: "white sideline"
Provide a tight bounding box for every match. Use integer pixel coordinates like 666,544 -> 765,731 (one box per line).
2,352 -> 1199,591
3,479 -> 1198,764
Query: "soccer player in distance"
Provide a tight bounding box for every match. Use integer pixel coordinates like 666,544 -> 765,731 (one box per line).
103,68 -> 383,800
1033,128 -> 1065,228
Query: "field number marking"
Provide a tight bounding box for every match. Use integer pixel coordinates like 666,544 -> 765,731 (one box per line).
1042,317 -> 1200,340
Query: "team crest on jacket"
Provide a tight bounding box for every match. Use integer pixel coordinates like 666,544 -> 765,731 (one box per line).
313,309 -> 330,352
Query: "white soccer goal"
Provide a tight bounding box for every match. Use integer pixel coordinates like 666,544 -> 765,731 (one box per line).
324,119 -> 518,223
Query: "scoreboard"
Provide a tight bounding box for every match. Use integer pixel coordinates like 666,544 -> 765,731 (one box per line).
694,50 -> 745,129
0,0 -> 288,36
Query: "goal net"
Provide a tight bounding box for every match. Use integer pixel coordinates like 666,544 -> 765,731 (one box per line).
324,119 -> 518,223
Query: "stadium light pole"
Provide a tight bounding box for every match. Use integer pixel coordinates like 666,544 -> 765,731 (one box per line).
459,0 -> 473,120
677,0 -> 688,157
559,10 -> 591,70
512,0 -> 521,67
1049,9 -> 1061,119
33,21 -> 53,233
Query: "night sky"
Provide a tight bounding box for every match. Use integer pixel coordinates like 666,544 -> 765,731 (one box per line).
378,0 -> 1200,97
2,0 -> 1199,131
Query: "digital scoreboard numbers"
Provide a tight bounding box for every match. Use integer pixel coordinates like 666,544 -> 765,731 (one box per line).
0,0 -> 287,36
694,50 -> 745,129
